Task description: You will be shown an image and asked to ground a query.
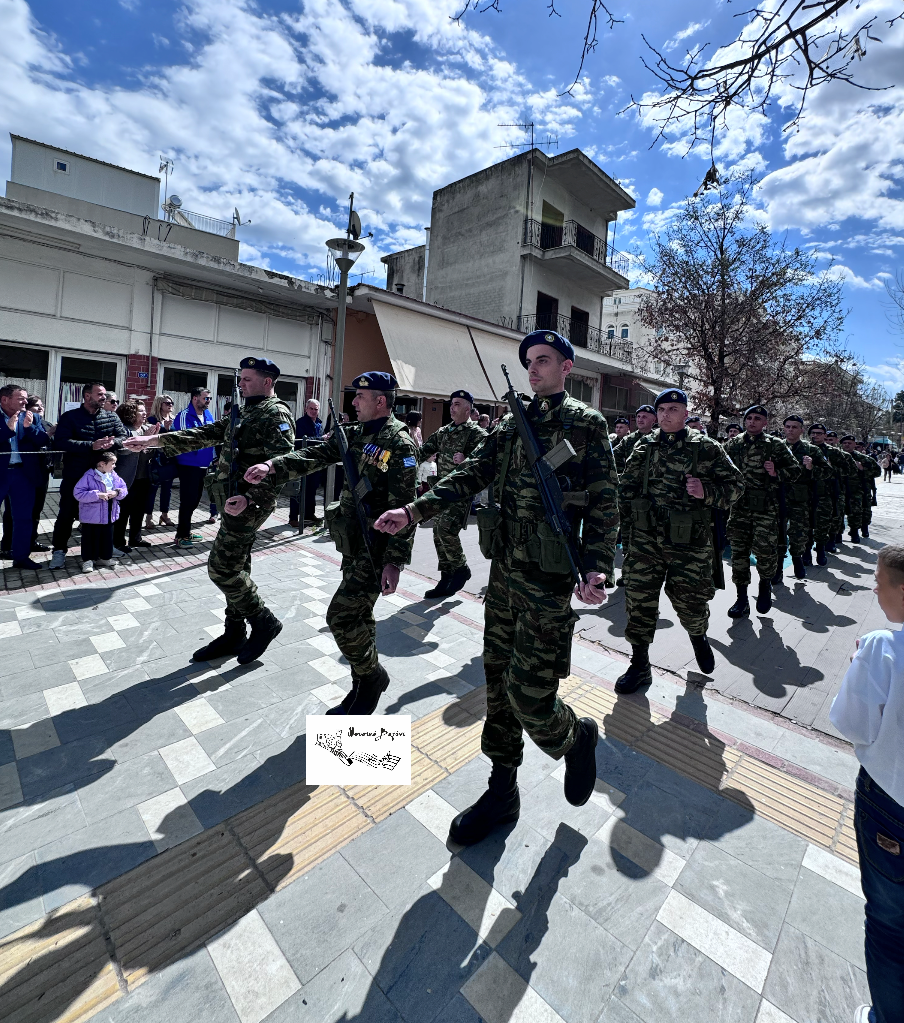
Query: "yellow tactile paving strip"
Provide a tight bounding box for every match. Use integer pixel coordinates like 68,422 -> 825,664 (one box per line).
0,673 -> 856,1023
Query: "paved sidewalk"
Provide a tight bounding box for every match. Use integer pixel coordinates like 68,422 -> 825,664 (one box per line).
0,527 -> 873,1023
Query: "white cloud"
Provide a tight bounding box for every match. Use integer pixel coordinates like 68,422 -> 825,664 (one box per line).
0,0 -> 581,275
663,20 -> 710,52
646,187 -> 663,206
865,357 -> 904,391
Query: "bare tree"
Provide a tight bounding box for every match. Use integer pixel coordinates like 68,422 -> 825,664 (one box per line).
785,356 -> 889,439
453,0 -> 903,148
636,172 -> 846,431
887,269 -> 904,335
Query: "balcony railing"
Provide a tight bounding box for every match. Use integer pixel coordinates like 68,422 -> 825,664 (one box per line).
517,313 -> 632,362
166,208 -> 237,237
523,218 -> 630,277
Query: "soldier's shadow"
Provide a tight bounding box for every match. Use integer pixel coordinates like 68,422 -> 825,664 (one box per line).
601,685 -> 755,877
711,618 -> 823,698
771,582 -> 856,633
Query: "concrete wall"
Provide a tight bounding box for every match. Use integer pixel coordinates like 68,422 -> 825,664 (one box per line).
425,153 -> 527,325
521,261 -> 610,331
5,183 -> 240,260
382,245 -> 425,298
11,138 -> 160,218
535,173 -> 610,242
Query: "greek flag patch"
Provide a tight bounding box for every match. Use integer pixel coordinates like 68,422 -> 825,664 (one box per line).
403,456 -> 416,467
278,423 -> 290,431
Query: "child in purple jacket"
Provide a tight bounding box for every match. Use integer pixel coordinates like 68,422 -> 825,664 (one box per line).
73,452 -> 128,572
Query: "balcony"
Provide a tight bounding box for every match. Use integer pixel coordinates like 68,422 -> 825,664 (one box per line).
517,312 -> 632,363
522,218 -> 630,278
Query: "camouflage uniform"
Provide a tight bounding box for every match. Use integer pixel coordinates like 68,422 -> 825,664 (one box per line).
410,393 -> 618,767
723,433 -> 801,585
158,396 -> 295,617
269,416 -> 418,676
812,441 -> 846,544
779,439 -> 834,558
612,429 -> 652,474
835,448 -> 863,534
419,419 -> 486,573
851,451 -> 881,529
619,429 -> 744,646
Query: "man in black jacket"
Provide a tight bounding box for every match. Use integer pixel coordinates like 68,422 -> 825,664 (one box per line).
49,382 -> 129,569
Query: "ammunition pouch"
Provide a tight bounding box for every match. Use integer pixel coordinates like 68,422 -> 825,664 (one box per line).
324,500 -> 360,558
787,482 -> 810,503
745,488 -> 770,514
534,521 -> 573,575
477,506 -> 505,560
631,497 -> 653,531
669,510 -> 695,545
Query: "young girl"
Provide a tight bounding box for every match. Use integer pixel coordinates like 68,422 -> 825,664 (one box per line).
73,452 -> 128,572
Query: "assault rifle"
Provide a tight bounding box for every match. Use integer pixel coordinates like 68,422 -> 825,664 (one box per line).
328,397 -> 377,577
501,365 -> 588,586
227,370 -> 241,498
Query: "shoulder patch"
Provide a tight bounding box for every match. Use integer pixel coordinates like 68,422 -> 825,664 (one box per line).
278,423 -> 290,432
403,456 -> 416,468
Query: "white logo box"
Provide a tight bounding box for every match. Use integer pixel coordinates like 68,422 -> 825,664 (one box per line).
306,715 -> 412,786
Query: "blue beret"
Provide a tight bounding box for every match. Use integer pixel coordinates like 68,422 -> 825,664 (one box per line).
685,415 -> 702,424
450,390 -> 474,404
352,371 -> 399,391
840,434 -> 856,442
240,356 -> 280,377
635,405 -> 655,415
808,422 -> 827,433
825,430 -> 838,438
519,330 -> 575,368
783,415 -> 804,425
654,388 -> 688,409
727,423 -> 741,431
744,404 -> 768,418
614,417 -> 629,426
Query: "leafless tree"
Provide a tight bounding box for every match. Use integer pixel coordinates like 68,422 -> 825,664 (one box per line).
785,357 -> 889,439
887,269 -> 904,335
636,172 -> 846,431
453,0 -> 903,148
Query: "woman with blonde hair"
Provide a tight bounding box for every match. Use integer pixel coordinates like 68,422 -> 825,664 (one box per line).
145,394 -> 176,529
114,400 -> 159,553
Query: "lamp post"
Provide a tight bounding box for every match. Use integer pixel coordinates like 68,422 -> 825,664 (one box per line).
324,195 -> 366,502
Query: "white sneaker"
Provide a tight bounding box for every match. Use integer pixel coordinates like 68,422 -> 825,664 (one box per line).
49,549 -> 66,570
112,547 -> 127,558
81,560 -> 94,572
96,559 -> 116,569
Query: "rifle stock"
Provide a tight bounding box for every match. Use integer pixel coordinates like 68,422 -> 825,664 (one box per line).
501,365 -> 587,585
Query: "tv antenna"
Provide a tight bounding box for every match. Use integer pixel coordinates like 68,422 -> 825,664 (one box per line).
496,122 -> 558,153
159,157 -> 174,205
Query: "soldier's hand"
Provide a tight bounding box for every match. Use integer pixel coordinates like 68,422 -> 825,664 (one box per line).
452,452 -> 465,464
374,509 -> 409,535
802,455 -> 813,470
764,460 -> 777,477
685,475 -> 704,499
574,571 -> 608,606
224,495 -> 249,516
381,564 -> 400,596
244,461 -> 272,484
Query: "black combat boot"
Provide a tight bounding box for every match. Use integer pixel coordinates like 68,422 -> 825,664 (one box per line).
615,575 -> 625,587
563,717 -> 600,806
792,555 -> 807,579
849,529 -> 861,544
815,544 -> 828,566
756,579 -> 772,614
345,663 -> 390,715
424,574 -> 453,598
803,548 -> 813,567
236,607 -> 283,664
449,762 -> 520,845
326,670 -> 360,716
727,586 -> 750,619
615,644 -> 652,694
690,634 -> 715,674
862,525 -> 870,538
771,567 -> 784,586
835,532 -> 844,545
826,540 -> 838,554
192,613 -> 246,661
445,565 -> 472,596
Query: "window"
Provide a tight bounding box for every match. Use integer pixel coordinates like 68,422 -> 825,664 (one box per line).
570,306 -> 590,349
0,344 -> 49,402
59,356 -> 117,412
163,366 -> 208,418
565,375 -> 594,405
274,380 -> 299,420
54,160 -> 69,173
620,324 -> 629,340
606,324 -> 615,340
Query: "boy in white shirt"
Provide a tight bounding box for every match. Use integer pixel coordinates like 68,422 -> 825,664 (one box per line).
830,544 -> 904,1023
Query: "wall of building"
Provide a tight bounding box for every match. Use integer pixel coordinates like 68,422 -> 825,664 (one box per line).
535,174 -> 610,243
425,153 -> 527,325
521,260 -> 611,332
382,245 -> 425,299
11,138 -> 160,218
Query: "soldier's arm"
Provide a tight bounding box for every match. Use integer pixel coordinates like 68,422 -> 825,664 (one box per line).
579,419 -> 620,580
418,429 -> 440,464
864,455 -> 882,479
773,441 -> 802,482
463,425 -> 487,457
383,445 -> 419,566
611,435 -> 628,474
617,437 -> 646,501
269,434 -> 342,484
810,446 -> 835,481
158,419 -> 227,456
410,430 -> 499,522
700,443 -> 745,508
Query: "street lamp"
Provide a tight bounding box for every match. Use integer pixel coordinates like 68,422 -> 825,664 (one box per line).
324,195 -> 366,502
674,363 -> 690,390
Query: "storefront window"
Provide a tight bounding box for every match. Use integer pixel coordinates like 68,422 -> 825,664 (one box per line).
163,367 -> 208,418
566,375 -> 595,405
60,356 -> 117,412
274,380 -> 298,420
0,343 -> 49,402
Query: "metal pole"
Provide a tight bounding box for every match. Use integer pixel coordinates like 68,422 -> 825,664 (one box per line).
325,266 -> 349,502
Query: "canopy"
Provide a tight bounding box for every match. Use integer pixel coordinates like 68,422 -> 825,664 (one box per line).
371,300 -> 495,401
467,327 -> 531,400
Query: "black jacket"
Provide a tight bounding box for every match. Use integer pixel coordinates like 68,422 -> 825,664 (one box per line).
53,405 -> 130,478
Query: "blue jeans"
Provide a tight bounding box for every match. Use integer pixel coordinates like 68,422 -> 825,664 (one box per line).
0,468 -> 36,562
856,767 -> 904,1023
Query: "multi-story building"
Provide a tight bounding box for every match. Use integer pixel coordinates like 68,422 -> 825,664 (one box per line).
382,149 -> 676,418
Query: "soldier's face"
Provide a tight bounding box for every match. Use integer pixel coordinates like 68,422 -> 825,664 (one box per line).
728,428 -> 739,438
745,413 -> 767,436
826,435 -> 839,446
657,402 -> 687,433
238,370 -> 272,397
635,411 -> 656,432
449,398 -> 471,423
842,439 -> 856,453
524,346 -> 572,396
352,389 -> 387,422
784,422 -> 803,443
614,423 -> 629,438
809,429 -> 826,444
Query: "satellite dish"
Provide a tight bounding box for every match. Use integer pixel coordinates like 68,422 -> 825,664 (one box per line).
169,194 -> 183,208
234,207 -> 242,224
349,211 -> 362,241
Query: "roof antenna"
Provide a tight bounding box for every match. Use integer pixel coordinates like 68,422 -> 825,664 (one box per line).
158,157 -> 174,207
496,122 -> 558,153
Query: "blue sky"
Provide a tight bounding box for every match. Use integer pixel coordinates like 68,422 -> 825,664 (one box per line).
2,0 -> 902,388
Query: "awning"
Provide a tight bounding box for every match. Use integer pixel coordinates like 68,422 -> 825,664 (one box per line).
371,300 -> 495,401
467,327 -> 531,400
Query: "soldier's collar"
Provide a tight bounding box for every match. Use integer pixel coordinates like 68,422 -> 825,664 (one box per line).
362,416 -> 389,435
661,428 -> 687,443
530,391 -> 566,416
244,395 -> 266,407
